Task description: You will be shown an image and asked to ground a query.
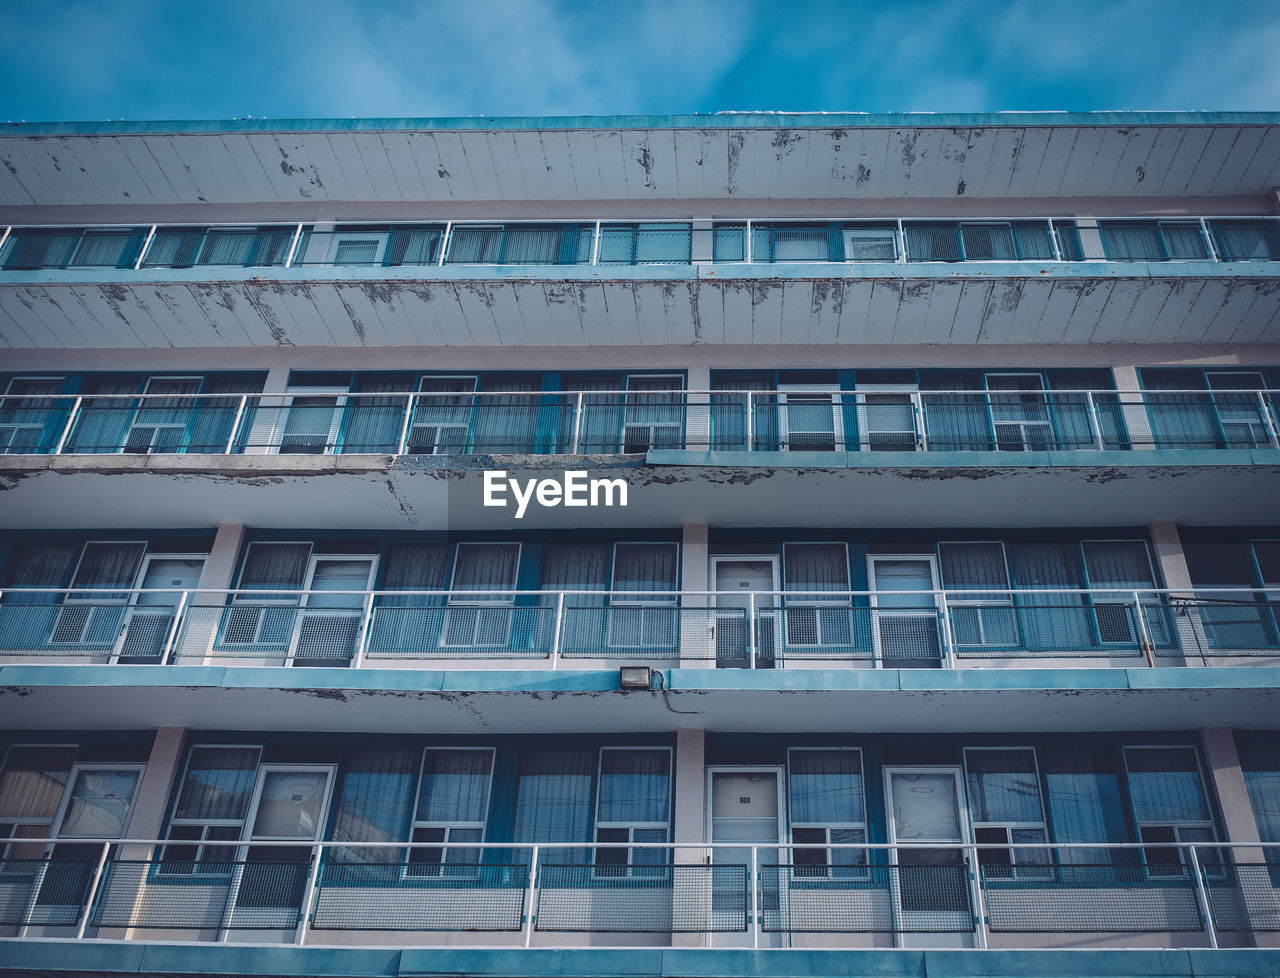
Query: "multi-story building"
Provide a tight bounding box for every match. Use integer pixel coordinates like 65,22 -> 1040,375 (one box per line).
1,112 -> 1279,978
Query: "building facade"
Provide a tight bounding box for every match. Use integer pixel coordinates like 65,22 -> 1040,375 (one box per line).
1,112 -> 1279,978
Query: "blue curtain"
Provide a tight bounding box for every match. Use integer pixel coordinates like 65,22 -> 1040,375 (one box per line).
1041,748 -> 1131,864
712,375 -> 770,451
331,747 -> 417,865
1142,373 -> 1219,448
474,377 -> 539,453
369,545 -> 449,655
1240,745 -> 1280,843
1100,224 -> 1164,260
1008,543 -> 1090,649
597,749 -> 670,823
789,749 -> 863,823
66,379 -> 137,453
512,749 -> 595,864
966,749 -> 1043,823
173,747 -> 260,821
940,543 -> 1017,646
542,543 -> 608,653
343,375 -> 410,453
1124,747 -> 1210,823
0,541 -> 79,650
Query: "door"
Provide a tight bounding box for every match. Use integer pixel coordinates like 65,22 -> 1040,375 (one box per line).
125,377 -> 201,453
115,555 -> 206,662
884,767 -> 974,946
277,386 -> 347,454
713,557 -> 778,668
228,765 -> 335,931
1207,371 -> 1271,447
870,556 -> 943,667
409,376 -> 476,454
857,385 -> 920,451
778,385 -> 842,451
708,768 -> 783,945
290,557 -> 376,665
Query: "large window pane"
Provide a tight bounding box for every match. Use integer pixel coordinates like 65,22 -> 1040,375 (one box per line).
174,747 -> 260,821
965,748 -> 1043,824
417,749 -> 493,824
512,748 -> 594,863
598,749 -> 670,824
1125,747 -> 1210,823
789,749 -> 863,824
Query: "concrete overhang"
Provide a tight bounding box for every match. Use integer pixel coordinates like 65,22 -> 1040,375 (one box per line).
0,451 -> 1277,530
3,112 -> 1280,206
2,262 -> 1279,349
2,664 -> 1279,734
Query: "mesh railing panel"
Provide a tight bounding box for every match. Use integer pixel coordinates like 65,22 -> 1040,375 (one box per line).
558,606 -> 703,659
365,606 -> 554,659
0,857 -> 96,925
313,862 -> 526,931
982,863 -> 1203,933
91,859 -> 306,929
951,602 -> 1153,658
759,606 -> 874,661
534,864 -> 747,933
1203,864 -> 1280,932
1169,601 -> 1280,656
761,863 -> 973,933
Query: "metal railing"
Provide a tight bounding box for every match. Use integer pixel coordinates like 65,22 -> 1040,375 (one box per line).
3,388 -> 1278,457
2,839 -> 1276,948
2,217 -> 1276,272
0,587 -> 1276,668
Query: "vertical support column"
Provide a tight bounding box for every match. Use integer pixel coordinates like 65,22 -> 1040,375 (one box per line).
672,728 -> 707,948
1112,365 -> 1154,449
189,523 -> 246,663
1149,521 -> 1201,664
1199,726 -> 1264,945
680,523 -> 710,668
686,364 -> 711,452
112,727 -> 188,941
242,365 -> 293,455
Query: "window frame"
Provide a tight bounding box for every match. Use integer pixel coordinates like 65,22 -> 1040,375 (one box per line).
937,541 -> 1017,650
606,542 -> 680,651
781,542 -> 852,650
1079,538 -> 1162,646
592,746 -> 674,877
1121,744 -> 1219,876
406,746 -> 496,879
786,747 -> 869,880
962,746 -> 1051,880
159,745 -> 263,876
0,743 -> 78,864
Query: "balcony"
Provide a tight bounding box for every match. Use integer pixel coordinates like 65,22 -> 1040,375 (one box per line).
4,388 -> 1280,457
1,839 -> 1276,950
3,219 -> 1279,350
0,587 -> 1276,670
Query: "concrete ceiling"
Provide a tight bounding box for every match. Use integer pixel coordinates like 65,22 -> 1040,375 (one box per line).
3,116 -> 1279,207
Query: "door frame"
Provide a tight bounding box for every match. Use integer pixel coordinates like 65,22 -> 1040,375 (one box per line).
112,553 -> 208,661
855,383 -> 920,451
711,556 -> 780,667
704,765 -> 787,849
777,383 -> 844,451
867,554 -> 941,660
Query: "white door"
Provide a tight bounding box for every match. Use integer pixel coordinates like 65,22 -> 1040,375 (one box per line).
713,557 -> 778,668
290,557 -> 376,665
778,384 -> 842,451
116,555 -> 206,661
987,373 -> 1054,451
869,556 -> 943,666
708,768 -> 784,946
857,385 -> 920,451
227,765 -> 335,933
884,767 -> 974,947
277,386 -> 347,454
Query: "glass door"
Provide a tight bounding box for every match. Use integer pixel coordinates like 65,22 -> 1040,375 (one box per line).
115,555 -> 206,662
712,557 -> 778,668
884,766 -> 974,945
869,556 -> 942,667
229,765 -> 334,931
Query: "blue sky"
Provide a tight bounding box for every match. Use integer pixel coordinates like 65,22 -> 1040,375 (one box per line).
1,0 -> 1278,122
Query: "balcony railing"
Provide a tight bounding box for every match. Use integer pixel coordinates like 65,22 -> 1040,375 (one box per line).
0,587 -> 1276,668
2,217 -> 1276,272
2,839 -> 1275,949
3,388 -> 1278,457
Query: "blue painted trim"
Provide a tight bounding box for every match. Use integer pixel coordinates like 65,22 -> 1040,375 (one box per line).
3,938 -> 1280,978
7,110 -> 1280,135
647,447 -> 1280,467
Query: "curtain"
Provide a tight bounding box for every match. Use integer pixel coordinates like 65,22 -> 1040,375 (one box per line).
542,543 -> 607,652
387,227 -> 442,266
239,543 -> 310,592
771,226 -> 828,262
0,541 -> 79,649
474,377 -> 538,453
198,231 -> 256,266
447,226 -> 502,263
783,544 -> 848,593
451,544 -> 519,598
72,542 -> 145,601
613,543 -> 677,600
598,749 -> 670,823
1008,543 -> 1090,649
1124,747 -> 1210,823
127,378 -> 200,453
331,747 -> 417,864
921,373 -> 989,451
143,230 -> 202,267
1041,747 -> 1130,864
966,749 -> 1043,823
712,375 -> 770,451
342,374 -> 410,453
66,379 -> 137,453
512,748 -> 594,864
940,543 -> 1017,647
1142,373 -> 1218,449
4,230 -> 80,269
623,376 -> 683,451
960,225 -> 1016,260
1161,223 -> 1209,259
417,749 -> 493,823
904,225 -> 961,261
1100,224 -> 1164,260
789,750 -> 862,824
1240,745 -> 1280,843
568,375 -> 623,454
501,227 -> 561,264
1012,223 -> 1054,259
0,745 -> 76,820
173,747 -> 260,821
1082,542 -> 1154,594
70,230 -> 137,268
188,375 -> 265,453
1212,222 -> 1279,261
368,545 -> 449,655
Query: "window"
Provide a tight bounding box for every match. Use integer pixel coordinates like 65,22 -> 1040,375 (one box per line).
607,542 -> 678,649
1208,220 -> 1280,261
621,375 -> 682,453
856,384 -> 920,451
787,748 -> 867,877
125,377 -> 201,454
1040,747 -> 1130,865
987,373 -> 1054,451
782,543 -> 852,648
1123,746 -> 1217,875
0,377 -> 64,454
1081,540 -> 1161,645
939,542 -> 1017,647
778,384 -> 843,451
54,766 -> 142,838
408,748 -> 494,877
1099,221 -> 1209,261
0,746 -> 76,862
964,748 -> 1050,878
1239,742 -> 1280,844
597,224 -> 691,265
224,543 -> 311,648
444,543 -> 520,647
51,542 -> 147,647
1207,371 -> 1272,448
409,376 -> 476,454
594,748 -> 671,875
756,223 -> 829,262
843,226 -> 897,261
160,747 -> 260,873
